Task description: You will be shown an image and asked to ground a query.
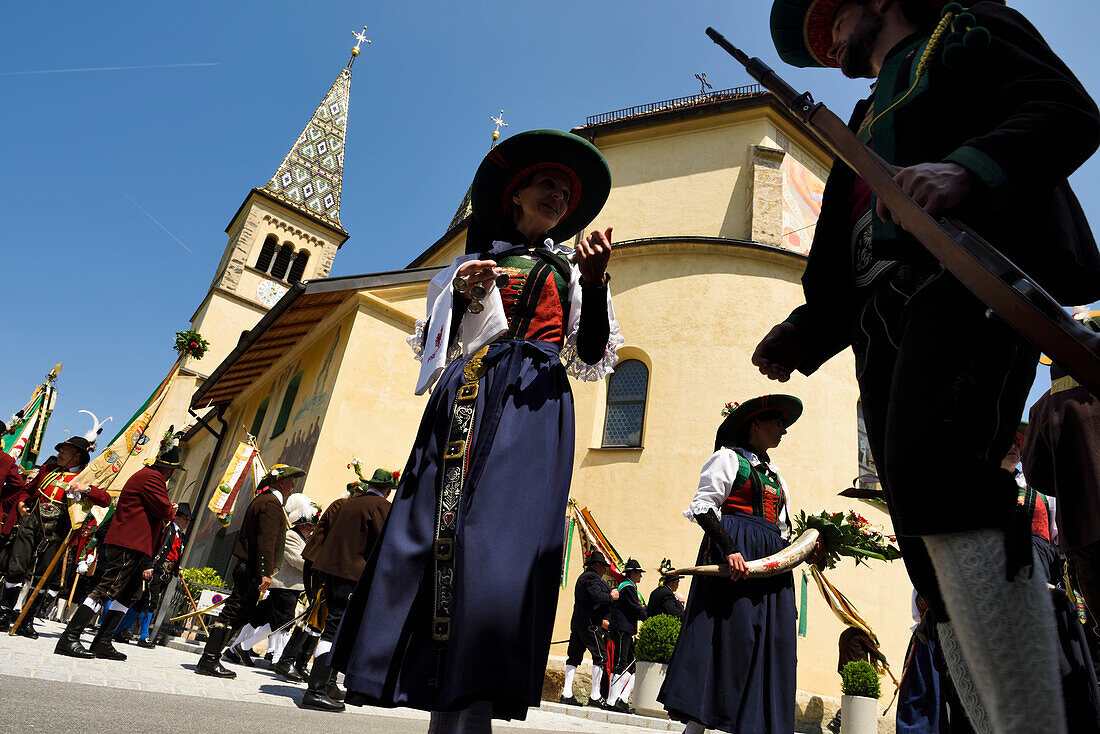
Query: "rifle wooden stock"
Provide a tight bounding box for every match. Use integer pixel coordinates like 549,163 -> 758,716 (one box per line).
707,27 -> 1100,396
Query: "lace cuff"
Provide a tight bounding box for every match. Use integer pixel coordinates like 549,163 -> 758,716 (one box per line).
407,318 -> 428,362
561,317 -> 625,381
682,501 -> 721,523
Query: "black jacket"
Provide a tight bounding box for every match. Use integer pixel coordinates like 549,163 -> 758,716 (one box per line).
609,582 -> 648,634
645,585 -> 685,618
571,569 -> 614,628
789,2 -> 1100,374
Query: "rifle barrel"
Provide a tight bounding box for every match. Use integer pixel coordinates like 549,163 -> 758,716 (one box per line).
706,27 -> 811,116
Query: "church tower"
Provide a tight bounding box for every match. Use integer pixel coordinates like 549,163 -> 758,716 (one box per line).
188,31 -> 366,369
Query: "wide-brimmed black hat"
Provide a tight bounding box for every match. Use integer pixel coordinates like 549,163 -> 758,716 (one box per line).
470,129 -> 611,246
585,550 -> 610,568
770,0 -> 954,68
623,558 -> 645,574
151,445 -> 185,472
175,502 -> 193,518
715,395 -> 803,451
55,436 -> 92,466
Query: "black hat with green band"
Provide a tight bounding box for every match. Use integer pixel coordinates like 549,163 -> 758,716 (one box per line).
469,129 -> 611,248
715,395 -> 803,451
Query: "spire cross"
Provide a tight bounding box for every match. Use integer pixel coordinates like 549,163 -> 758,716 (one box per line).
490,110 -> 508,146
694,72 -> 713,95
349,26 -> 370,65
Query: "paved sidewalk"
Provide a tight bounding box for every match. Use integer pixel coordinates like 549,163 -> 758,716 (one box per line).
0,620 -> 685,732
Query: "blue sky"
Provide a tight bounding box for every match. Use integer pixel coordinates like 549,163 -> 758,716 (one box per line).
2,1 -> 1098,454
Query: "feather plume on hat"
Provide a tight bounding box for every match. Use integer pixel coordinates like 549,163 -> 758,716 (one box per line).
78,410 -> 112,450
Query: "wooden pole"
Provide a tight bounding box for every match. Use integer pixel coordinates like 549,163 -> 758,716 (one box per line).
9,528 -> 76,636
177,577 -> 208,635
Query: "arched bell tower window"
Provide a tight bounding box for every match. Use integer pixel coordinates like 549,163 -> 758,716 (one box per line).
270,244 -> 294,280
602,359 -> 649,448
287,250 -> 310,284
255,235 -> 278,272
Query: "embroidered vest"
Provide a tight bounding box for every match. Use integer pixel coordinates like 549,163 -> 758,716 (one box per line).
496,254 -> 570,346
1017,484 -> 1051,542
721,456 -> 786,526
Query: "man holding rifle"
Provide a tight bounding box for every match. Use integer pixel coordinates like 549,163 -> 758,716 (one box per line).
752,1 -> 1100,732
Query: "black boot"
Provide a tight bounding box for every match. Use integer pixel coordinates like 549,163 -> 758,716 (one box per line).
90,608 -> 128,660
223,641 -> 255,667
196,626 -> 237,678
294,633 -> 319,680
0,584 -> 22,633
327,667 -> 346,702
274,627 -> 307,681
301,653 -> 345,712
16,593 -> 49,639
53,603 -> 96,659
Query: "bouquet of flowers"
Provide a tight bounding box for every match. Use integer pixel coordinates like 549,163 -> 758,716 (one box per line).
794,510 -> 901,571
174,329 -> 210,360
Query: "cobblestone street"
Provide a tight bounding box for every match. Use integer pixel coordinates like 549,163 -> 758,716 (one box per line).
0,620 -> 684,733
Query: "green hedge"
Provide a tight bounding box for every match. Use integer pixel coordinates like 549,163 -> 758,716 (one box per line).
635,614 -> 681,664
840,660 -> 881,699
180,567 -> 225,588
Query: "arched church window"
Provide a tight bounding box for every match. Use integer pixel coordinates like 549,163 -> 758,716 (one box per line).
270,244 -> 294,280
271,371 -> 303,438
255,235 -> 278,272
287,250 -> 310,285
602,359 -> 648,448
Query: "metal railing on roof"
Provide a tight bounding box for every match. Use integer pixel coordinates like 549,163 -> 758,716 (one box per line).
585,84 -> 765,126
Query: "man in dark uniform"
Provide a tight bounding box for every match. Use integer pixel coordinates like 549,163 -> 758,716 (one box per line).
0,434 -> 109,636
606,558 -> 648,714
647,561 -> 685,618
301,467 -> 397,712
272,475 -> 356,683
113,502 -> 192,647
195,463 -> 303,678
54,439 -> 177,659
757,1 -> 1100,730
561,551 -> 619,707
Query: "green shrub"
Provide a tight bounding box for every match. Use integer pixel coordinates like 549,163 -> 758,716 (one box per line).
840,660 -> 882,699
635,614 -> 681,664
180,567 -> 225,588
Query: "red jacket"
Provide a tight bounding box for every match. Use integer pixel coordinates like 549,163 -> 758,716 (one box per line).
0,459 -> 108,534
104,466 -> 175,556
0,453 -> 26,534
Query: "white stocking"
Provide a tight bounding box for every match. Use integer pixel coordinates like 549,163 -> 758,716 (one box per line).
607,670 -> 628,705
589,665 -> 604,701
232,623 -> 256,649
936,622 -> 993,734
268,628 -> 290,659
562,664 -> 576,698
237,623 -> 271,650
622,672 -> 635,702
924,528 -> 1065,734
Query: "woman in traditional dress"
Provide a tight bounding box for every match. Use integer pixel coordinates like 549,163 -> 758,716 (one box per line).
331,129 -> 623,731
659,395 -> 803,734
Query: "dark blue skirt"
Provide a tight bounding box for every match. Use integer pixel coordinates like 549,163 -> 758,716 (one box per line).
658,511 -> 796,734
331,339 -> 574,720
896,631 -> 946,734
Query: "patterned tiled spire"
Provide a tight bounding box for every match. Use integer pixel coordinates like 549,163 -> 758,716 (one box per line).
261,66 -> 352,232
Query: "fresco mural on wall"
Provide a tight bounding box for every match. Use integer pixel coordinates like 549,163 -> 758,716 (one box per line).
775,130 -> 826,256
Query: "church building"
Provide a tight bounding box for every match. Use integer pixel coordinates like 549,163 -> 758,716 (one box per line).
167,53 -> 915,700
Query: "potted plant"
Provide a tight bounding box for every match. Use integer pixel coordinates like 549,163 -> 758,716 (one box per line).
632,613 -> 681,717
839,660 -> 881,734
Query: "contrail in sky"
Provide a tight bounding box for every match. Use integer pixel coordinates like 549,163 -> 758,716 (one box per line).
0,62 -> 218,76
113,184 -> 194,254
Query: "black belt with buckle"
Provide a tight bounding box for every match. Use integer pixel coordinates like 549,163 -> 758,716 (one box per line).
431,345 -> 490,651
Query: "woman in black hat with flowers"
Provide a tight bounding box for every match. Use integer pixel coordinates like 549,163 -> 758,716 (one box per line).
658,395 -> 803,734
332,130 -> 623,731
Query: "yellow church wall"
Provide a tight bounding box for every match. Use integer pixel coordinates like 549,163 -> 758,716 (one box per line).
188,290 -> 267,370
553,240 -> 914,696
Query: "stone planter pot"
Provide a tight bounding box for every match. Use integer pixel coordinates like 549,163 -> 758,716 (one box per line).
633,660 -> 669,718
840,694 -> 879,734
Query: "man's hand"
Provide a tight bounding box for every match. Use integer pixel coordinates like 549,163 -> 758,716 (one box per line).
808,539 -> 828,568
67,482 -> 88,497
258,576 -> 272,593
751,322 -> 805,382
16,501 -> 27,517
876,162 -> 973,225
609,588 -> 620,601
142,568 -> 153,580
727,553 -> 749,581
601,619 -> 610,630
